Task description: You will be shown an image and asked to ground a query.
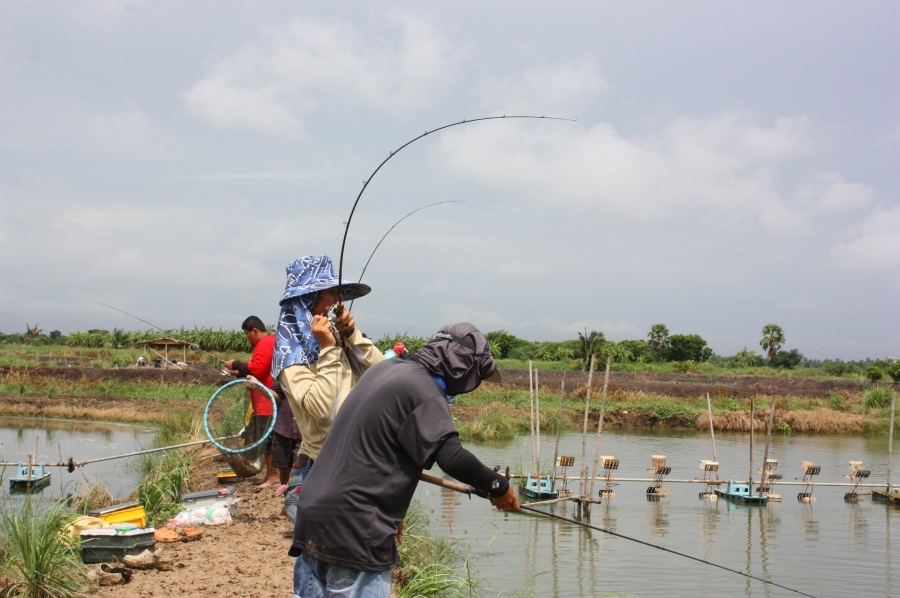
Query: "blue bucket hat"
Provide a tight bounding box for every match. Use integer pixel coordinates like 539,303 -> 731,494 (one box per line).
279,255 -> 371,305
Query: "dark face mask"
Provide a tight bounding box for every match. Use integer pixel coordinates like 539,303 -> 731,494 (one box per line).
416,328 -> 497,396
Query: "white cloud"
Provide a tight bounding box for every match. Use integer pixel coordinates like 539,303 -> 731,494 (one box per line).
83,101 -> 155,152
184,10 -> 456,135
792,173 -> 873,214
432,110 -> 861,235
477,58 -> 607,114
831,206 -> 900,276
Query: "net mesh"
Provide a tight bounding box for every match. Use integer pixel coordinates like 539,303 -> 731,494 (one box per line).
204,378 -> 276,478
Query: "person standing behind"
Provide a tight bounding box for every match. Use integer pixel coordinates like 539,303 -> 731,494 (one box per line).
272,255 -> 383,500
224,316 -> 279,487
290,322 -> 519,598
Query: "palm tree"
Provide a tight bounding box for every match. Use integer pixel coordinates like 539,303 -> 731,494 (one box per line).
647,323 -> 670,360
760,324 -> 785,361
576,328 -> 605,371
24,323 -> 42,345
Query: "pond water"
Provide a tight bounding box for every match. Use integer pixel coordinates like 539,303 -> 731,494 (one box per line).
417,430 -> 897,597
0,417 -> 156,503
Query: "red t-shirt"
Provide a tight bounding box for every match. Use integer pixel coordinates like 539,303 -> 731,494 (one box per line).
247,334 -> 275,416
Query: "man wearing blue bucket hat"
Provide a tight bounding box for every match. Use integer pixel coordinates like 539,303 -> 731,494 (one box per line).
272,255 -> 383,523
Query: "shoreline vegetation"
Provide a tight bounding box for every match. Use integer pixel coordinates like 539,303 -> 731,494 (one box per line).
0,344 -> 895,597
0,343 -> 896,439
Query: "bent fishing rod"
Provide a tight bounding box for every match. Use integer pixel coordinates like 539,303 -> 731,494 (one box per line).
94,301 -> 226,365
335,115 -> 576,305
347,200 -> 464,311
419,473 -> 816,598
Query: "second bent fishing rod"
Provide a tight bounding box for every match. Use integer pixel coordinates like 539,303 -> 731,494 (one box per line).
419,472 -> 816,598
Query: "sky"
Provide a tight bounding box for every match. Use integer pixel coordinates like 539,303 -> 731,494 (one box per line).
1,1 -> 898,360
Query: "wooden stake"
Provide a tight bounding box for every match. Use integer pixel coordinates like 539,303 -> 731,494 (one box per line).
760,397 -> 777,493
528,361 -> 537,478
749,396 -> 755,497
535,369 -> 541,477
706,392 -> 717,463
579,355 -> 596,503
551,374 -> 566,492
888,391 -> 895,489
588,356 -> 612,505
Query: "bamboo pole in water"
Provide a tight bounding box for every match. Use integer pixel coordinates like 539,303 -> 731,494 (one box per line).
760,397 -> 777,493
551,374 -> 566,492
588,356 -> 612,504
749,396 -> 755,497
579,355 -> 596,500
706,392 -> 717,463
535,369 -> 541,478
888,391 -> 895,489
529,361 -> 537,478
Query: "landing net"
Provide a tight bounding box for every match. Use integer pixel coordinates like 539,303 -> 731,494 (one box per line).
203,378 -> 276,478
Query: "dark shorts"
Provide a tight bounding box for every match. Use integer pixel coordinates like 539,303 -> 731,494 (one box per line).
271,431 -> 301,470
249,415 -> 274,454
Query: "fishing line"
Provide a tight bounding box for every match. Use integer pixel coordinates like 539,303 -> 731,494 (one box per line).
347,200 -> 464,311
419,474 -> 814,597
518,504 -> 816,597
94,301 -> 227,364
336,115 -> 577,295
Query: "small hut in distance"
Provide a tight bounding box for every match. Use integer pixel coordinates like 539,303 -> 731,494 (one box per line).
136,336 -> 197,367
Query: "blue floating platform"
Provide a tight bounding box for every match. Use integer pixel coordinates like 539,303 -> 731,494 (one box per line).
714,480 -> 768,505
9,462 -> 52,492
520,474 -> 559,499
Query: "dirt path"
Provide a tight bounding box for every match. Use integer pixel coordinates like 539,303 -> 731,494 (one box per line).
97,451 -> 297,597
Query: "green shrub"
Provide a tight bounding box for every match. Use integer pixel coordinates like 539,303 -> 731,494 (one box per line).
0,498 -> 89,598
136,451 -> 194,526
777,422 -> 792,436
887,361 -> 900,384
862,386 -> 892,413
866,366 -> 884,382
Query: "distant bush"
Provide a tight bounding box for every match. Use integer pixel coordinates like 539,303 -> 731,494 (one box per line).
887,361 -> 900,384
772,348 -> 804,369
866,366 -> 884,382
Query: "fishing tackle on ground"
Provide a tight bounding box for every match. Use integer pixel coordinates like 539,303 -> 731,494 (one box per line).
203,378 -> 277,478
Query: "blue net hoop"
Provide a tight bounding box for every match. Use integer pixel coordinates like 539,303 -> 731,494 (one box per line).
203,378 -> 277,454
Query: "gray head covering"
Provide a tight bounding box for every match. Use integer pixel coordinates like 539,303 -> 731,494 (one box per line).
414,322 -> 501,396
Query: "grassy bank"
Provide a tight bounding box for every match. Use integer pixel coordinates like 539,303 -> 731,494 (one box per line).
454,384 -> 896,442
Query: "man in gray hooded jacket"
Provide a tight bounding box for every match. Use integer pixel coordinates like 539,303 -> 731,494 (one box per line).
289,322 -> 519,598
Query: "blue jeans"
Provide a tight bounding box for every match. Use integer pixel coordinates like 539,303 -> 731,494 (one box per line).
293,551 -> 391,598
284,462 -> 312,526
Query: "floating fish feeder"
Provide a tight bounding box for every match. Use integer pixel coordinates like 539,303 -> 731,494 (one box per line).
698,460 -> 719,500
843,461 -> 871,502
757,459 -> 782,501
797,461 -> 821,502
599,456 -> 619,499
646,455 -> 671,498
555,455 -> 575,498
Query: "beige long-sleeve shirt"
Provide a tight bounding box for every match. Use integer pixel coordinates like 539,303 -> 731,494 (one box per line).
277,327 -> 383,461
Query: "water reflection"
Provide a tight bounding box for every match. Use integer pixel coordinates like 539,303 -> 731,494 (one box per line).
1,417 -> 155,502
416,430 -> 899,597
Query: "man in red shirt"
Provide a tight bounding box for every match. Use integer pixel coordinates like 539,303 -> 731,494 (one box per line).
225,316 -> 279,486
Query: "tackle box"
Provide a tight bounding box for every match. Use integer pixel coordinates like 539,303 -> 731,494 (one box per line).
217,467 -> 243,483
180,486 -> 240,514
80,527 -> 156,564
87,501 -> 147,527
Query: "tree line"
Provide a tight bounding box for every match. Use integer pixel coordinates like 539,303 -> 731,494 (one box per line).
2,322 -> 898,379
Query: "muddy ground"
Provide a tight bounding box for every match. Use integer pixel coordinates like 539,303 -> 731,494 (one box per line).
96,450 -> 297,598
